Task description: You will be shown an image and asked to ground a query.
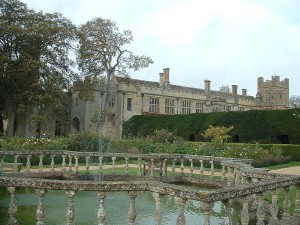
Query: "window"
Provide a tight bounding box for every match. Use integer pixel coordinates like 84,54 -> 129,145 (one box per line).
182,101 -> 191,114
127,98 -> 132,111
165,99 -> 175,114
266,91 -> 273,103
109,96 -> 115,108
196,103 -> 204,113
226,106 -> 232,112
149,97 -> 159,113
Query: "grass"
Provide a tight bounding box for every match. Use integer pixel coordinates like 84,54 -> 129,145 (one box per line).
265,161 -> 300,170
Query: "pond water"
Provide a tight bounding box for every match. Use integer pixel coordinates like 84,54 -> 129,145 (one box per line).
0,188 -> 242,225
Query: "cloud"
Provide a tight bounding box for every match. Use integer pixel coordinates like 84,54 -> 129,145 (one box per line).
144,0 -> 268,47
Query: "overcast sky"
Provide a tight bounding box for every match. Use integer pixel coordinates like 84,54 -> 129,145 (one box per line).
22,0 -> 300,97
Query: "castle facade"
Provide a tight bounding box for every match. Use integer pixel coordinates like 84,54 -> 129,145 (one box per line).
70,68 -> 289,139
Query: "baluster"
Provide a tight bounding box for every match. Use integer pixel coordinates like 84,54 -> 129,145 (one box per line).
50,155 -> 55,174
176,197 -> 187,225
295,184 -> 300,218
256,192 -> 265,225
97,192 -> 106,225
180,158 -> 184,175
150,158 -> 154,177
227,167 -> 233,186
221,164 -> 225,182
128,191 -> 138,225
26,154 -> 31,175
125,157 -> 129,175
85,156 -> 90,174
74,156 -> 79,174
137,158 -> 142,176
66,190 -> 76,225
241,196 -> 249,225
210,160 -> 214,180
189,158 -> 194,177
7,186 -> 18,225
282,186 -> 291,219
199,159 -> 204,178
68,155 -> 73,173
36,189 -> 47,225
38,154 -> 44,172
202,202 -> 214,225
172,159 -> 176,175
14,154 -> 19,174
235,168 -> 241,184
269,189 -> 280,225
162,159 -> 167,177
153,192 -> 163,225
98,156 -> 103,175
222,199 -> 232,225
0,156 -> 4,174
112,157 -> 116,175
62,155 -> 66,172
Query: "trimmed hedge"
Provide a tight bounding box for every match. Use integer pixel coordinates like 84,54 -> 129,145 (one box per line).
123,109 -> 300,144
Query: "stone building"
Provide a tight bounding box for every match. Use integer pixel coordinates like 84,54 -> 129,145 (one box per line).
70,68 -> 289,139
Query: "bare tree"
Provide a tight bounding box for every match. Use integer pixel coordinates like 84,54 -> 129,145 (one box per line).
289,95 -> 300,108
77,17 -> 153,141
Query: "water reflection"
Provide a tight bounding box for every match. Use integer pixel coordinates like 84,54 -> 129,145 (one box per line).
0,188 -> 242,225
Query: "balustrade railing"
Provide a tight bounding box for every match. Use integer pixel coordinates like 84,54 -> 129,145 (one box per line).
0,150 -> 300,225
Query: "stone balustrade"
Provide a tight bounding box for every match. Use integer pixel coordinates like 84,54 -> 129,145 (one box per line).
0,150 -> 300,225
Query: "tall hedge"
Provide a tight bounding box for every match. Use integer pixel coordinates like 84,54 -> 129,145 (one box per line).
123,109 -> 300,144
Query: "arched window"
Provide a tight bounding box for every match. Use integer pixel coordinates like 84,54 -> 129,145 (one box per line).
72,117 -> 80,132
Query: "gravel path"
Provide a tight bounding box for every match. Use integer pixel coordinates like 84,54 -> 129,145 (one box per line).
271,166 -> 300,176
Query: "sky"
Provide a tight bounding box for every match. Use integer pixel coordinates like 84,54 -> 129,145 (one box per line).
21,0 -> 300,97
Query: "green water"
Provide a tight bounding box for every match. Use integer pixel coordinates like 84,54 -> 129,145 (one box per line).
0,188 -> 239,225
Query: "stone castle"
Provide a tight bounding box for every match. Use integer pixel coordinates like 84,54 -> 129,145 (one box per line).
71,68 -> 289,139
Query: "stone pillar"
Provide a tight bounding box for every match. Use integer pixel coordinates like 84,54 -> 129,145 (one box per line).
36,189 -> 47,225
202,202 -> 214,225
235,168 -> 241,184
112,157 -> 116,175
98,156 -> 103,175
74,156 -> 79,174
66,190 -> 76,225
26,154 -> 32,175
0,156 -> 4,174
172,159 -> 176,175
199,160 -> 204,178
150,158 -> 154,177
227,167 -> 234,186
153,192 -> 163,225
241,196 -> 249,225
162,159 -> 167,177
68,155 -> 73,173
137,158 -> 142,176
125,157 -> 129,175
50,155 -> 55,174
38,154 -> 44,172
189,158 -> 194,177
62,155 -> 66,172
210,160 -> 214,180
85,156 -> 90,174
7,186 -> 18,225
180,158 -> 184,175
221,165 -> 225,182
128,191 -> 137,225
176,197 -> 187,225
256,192 -> 265,225
269,189 -> 280,225
222,199 -> 232,225
14,155 -> 19,174
97,192 -> 106,225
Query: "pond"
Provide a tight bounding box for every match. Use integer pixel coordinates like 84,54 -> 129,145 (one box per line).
0,188 -> 243,225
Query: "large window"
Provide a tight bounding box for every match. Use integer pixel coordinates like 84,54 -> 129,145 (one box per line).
266,91 -> 273,103
196,103 -> 204,113
182,101 -> 191,114
165,99 -> 175,114
149,97 -> 159,113
109,96 -> 115,108
127,98 -> 132,111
